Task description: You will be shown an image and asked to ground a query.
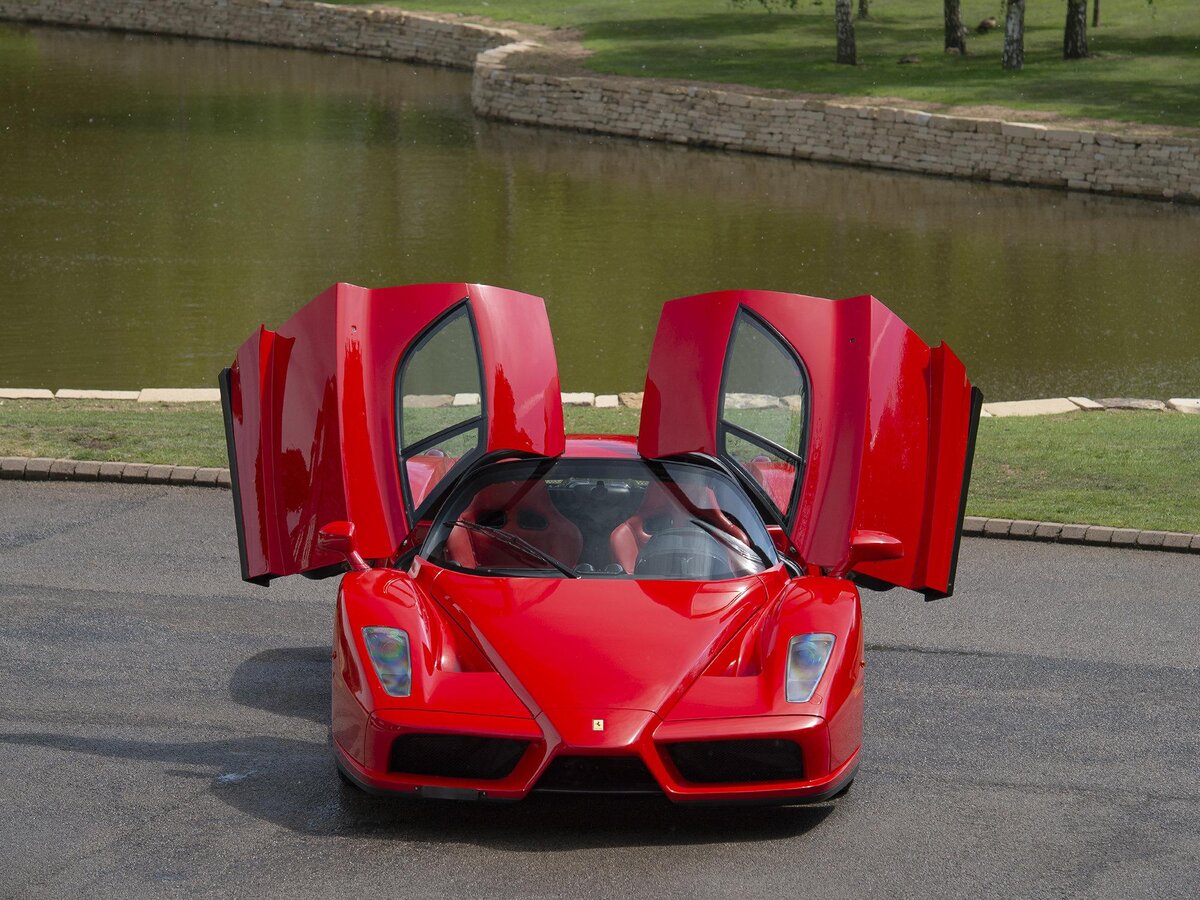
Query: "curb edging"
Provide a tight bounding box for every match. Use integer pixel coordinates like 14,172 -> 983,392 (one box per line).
3,457 -> 1196,554
0,456 -> 230,489
962,516 -> 1200,553
3,390 -> 1199,416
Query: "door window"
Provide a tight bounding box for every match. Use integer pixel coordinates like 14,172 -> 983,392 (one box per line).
396,305 -> 483,513
720,311 -> 807,521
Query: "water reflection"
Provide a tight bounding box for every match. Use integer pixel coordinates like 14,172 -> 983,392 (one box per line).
1,24 -> 1197,398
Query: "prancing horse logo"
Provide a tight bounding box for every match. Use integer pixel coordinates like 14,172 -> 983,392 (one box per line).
592,718 -> 605,731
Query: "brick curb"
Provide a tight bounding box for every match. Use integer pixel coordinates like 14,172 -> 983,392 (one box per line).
3,457 -> 1196,554
962,516 -> 1200,554
4,390 -> 1199,415
0,456 -> 229,488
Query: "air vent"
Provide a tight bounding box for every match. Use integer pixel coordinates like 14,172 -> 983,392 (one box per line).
666,739 -> 804,784
389,734 -> 528,780
535,755 -> 661,794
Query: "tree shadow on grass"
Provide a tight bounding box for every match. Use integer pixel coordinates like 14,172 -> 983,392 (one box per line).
1088,32 -> 1200,58
580,13 -> 1065,45
582,13 -> 815,43
0,647 -> 835,849
582,36 -> 1197,125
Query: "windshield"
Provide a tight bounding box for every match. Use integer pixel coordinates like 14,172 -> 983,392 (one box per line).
422,458 -> 777,580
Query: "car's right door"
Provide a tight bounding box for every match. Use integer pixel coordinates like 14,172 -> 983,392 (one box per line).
637,290 -> 981,599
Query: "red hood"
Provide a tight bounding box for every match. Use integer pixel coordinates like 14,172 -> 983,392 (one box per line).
429,570 -> 769,722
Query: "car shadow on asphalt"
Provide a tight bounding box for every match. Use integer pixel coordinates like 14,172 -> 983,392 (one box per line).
229,645 -> 332,726
0,647 -> 835,849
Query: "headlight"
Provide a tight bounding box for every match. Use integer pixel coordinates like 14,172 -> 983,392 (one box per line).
786,633 -> 835,702
362,627 -> 412,697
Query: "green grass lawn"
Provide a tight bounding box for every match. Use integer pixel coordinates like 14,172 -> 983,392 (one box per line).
2,400 -> 1197,533
332,0 -> 1200,128
0,400 -> 228,469
969,409 -> 1200,533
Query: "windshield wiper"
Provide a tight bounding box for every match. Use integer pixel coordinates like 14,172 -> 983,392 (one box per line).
689,517 -> 771,568
452,519 -> 580,579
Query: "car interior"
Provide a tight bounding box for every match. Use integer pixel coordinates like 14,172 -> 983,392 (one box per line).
424,459 -> 777,580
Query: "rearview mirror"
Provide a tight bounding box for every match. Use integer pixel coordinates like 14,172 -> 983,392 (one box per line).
831,530 -> 904,578
317,520 -> 370,573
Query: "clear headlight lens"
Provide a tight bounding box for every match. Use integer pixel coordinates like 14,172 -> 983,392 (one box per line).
362,627 -> 412,697
786,633 -> 836,703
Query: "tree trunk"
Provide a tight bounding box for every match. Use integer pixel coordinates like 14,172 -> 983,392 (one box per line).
835,0 -> 857,65
858,0 -> 869,19
944,0 -> 967,54
1064,0 -> 1089,59
1093,0 -> 1100,28
1001,0 -> 1025,71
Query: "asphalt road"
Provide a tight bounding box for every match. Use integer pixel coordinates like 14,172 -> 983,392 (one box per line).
1,481 -> 1197,899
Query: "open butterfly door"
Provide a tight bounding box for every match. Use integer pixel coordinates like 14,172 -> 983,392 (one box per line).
638,291 -> 981,599
219,282 -> 564,585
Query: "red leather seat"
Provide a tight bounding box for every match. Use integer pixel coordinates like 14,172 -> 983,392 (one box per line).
446,481 -> 583,570
405,449 -> 459,509
609,481 -> 748,574
747,455 -> 797,514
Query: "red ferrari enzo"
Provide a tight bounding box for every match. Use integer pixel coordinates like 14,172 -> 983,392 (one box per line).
220,283 -> 979,805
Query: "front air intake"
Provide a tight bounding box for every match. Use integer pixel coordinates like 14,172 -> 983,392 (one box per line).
666,739 -> 805,784
388,734 -> 529,780
535,755 -> 662,794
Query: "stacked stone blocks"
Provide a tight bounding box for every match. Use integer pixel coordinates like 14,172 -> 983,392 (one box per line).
0,0 -> 517,68
472,59 -> 1199,203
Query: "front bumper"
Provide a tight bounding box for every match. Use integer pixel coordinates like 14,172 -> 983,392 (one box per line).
334,707 -> 859,805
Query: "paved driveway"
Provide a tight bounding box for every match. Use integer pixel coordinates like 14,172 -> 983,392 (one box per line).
1,481 -> 1197,898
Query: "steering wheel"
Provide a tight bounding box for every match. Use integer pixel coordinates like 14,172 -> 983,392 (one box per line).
634,528 -> 756,579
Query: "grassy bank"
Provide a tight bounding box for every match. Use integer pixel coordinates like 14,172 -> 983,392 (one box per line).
336,0 -> 1199,128
2,400 -> 1197,533
0,400 -> 227,469
969,410 -> 1199,533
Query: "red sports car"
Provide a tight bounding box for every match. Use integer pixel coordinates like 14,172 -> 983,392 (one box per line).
220,283 -> 980,804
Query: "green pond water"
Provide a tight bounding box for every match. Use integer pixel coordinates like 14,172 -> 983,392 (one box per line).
1,24 -> 1198,399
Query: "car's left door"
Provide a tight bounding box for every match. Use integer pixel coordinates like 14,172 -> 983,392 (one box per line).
220,282 -> 565,584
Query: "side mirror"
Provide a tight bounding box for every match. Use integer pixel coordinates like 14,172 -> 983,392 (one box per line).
317,520 -> 370,573
830,530 -> 904,578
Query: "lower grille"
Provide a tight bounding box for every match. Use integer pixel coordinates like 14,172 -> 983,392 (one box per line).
535,755 -> 662,794
388,734 -> 529,780
666,739 -> 805,784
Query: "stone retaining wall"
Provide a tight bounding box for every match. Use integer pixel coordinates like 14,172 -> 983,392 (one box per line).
473,49 -> 1200,203
2,0 -> 1197,201
0,0 -> 515,68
